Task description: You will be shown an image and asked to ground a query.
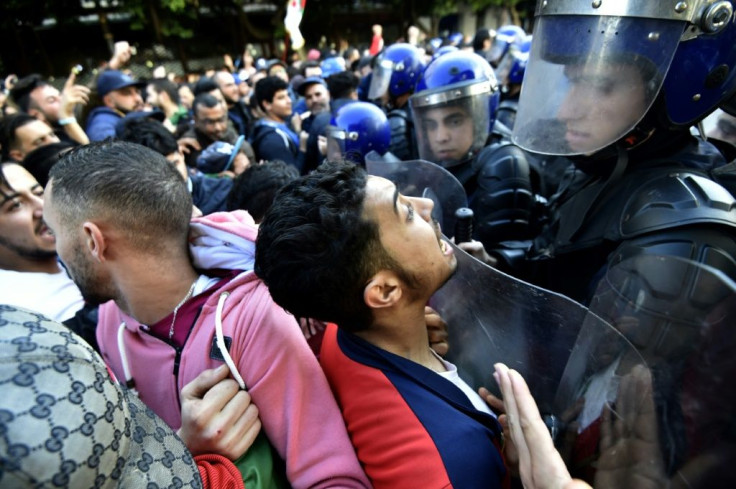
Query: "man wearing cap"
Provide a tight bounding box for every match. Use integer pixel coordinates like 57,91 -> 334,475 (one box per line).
297,76 -> 330,134
85,69 -> 144,141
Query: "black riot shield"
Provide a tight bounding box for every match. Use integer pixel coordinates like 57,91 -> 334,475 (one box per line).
365,156 -> 468,235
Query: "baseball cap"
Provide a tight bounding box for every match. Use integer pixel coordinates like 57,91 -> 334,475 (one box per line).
296,76 -> 327,97
96,70 -> 145,97
0,305 -> 202,487
197,136 -> 246,174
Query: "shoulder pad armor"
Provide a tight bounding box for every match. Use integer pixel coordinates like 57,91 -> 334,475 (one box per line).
620,171 -> 736,239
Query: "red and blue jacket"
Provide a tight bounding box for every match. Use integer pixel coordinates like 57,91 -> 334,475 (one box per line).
320,324 -> 509,489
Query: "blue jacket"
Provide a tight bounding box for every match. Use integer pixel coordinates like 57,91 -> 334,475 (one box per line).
86,106 -> 123,141
250,119 -> 304,172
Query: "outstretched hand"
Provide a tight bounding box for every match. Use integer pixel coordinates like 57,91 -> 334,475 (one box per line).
494,363 -> 590,489
59,69 -> 91,119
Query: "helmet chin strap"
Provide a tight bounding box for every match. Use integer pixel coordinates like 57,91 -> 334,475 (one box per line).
555,145 -> 629,246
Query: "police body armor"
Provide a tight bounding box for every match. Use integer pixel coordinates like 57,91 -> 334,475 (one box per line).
386,106 -> 418,161
524,139 -> 736,304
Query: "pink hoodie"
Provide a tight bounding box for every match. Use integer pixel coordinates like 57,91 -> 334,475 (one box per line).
97,211 -> 371,489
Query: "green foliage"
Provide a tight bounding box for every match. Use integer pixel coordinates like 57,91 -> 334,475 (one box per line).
125,0 -> 200,39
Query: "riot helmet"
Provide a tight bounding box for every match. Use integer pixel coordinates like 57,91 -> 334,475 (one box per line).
321,57 -> 345,78
495,34 -> 531,89
431,45 -> 459,62
409,51 -> 500,168
512,0 -> 736,156
488,25 -> 526,67
368,43 -> 426,102
327,101 -> 391,165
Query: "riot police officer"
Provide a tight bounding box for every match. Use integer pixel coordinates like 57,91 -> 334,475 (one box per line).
505,0 -> 736,306
493,34 -> 531,130
409,50 -> 537,247
368,43 -> 425,161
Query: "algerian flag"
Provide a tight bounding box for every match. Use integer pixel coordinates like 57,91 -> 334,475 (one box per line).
284,0 -> 307,50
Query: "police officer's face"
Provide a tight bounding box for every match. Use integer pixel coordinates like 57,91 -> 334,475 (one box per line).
556,63 -> 647,154
422,106 -> 474,163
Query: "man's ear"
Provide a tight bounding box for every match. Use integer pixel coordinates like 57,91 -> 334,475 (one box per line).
8,149 -> 23,162
82,221 -> 108,262
27,108 -> 45,122
364,270 -> 402,310
262,99 -> 272,114
102,93 -> 115,109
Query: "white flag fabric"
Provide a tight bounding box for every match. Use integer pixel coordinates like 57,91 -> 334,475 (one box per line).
285,0 -> 307,49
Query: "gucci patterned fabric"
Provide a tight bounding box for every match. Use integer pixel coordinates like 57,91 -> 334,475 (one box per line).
0,304 -> 203,488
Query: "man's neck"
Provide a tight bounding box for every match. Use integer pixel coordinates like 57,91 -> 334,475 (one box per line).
161,100 -> 179,119
265,113 -> 286,124
355,304 -> 447,372
113,254 -> 200,326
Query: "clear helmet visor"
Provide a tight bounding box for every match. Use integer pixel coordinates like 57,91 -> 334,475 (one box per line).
410,84 -> 492,168
368,59 -> 394,100
494,47 -> 518,87
512,15 -> 684,156
327,126 -> 364,164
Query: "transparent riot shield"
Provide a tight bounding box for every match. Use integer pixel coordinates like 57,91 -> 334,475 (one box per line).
569,254 -> 736,487
365,156 -> 468,235
366,154 -> 637,419
429,241 -> 632,418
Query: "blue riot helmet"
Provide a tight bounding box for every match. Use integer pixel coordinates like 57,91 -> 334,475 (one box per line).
488,24 -> 526,67
448,32 -> 465,46
429,37 -> 443,52
512,0 -> 736,156
326,102 -> 391,165
495,34 -> 531,89
320,57 -> 345,78
409,51 -> 500,168
368,43 -> 426,103
431,45 -> 459,62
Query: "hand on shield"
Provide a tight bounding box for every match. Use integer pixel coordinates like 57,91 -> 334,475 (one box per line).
494,363 -> 591,489
595,365 -> 666,489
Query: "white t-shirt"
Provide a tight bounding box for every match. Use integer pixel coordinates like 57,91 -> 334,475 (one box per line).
434,351 -> 496,417
0,268 -> 85,322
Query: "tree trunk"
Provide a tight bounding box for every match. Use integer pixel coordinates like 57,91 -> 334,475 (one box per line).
147,0 -> 164,45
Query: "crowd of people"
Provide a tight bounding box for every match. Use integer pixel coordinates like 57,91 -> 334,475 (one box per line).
2,1 -> 736,487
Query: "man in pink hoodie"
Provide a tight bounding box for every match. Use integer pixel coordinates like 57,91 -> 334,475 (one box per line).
43,140 -> 370,489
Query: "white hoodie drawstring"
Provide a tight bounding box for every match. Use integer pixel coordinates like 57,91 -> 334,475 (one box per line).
116,291 -> 245,396
215,292 -> 246,390
117,321 -> 138,395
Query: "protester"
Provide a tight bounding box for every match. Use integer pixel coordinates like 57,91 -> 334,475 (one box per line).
0,112 -> 62,163
9,71 -> 90,145
255,161 -> 507,488
85,70 -> 145,141
43,141 -> 371,489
